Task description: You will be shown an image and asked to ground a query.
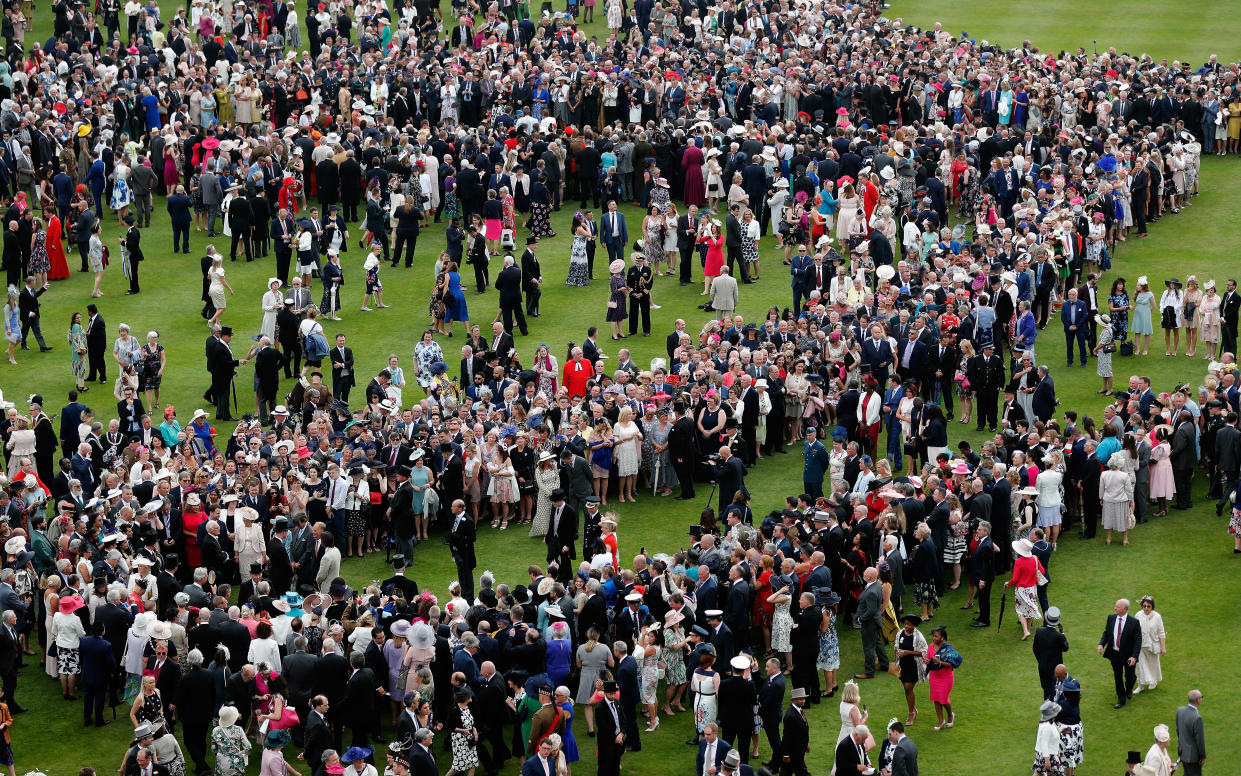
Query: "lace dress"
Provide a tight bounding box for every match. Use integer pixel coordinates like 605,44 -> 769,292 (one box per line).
690,668 -> 717,732
613,420 -> 641,477
770,597 -> 793,652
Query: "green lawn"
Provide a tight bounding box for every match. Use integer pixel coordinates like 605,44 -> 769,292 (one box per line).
888,0 -> 1241,61
5,6 -> 1240,776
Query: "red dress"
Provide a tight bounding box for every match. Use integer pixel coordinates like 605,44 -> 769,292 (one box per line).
46,216 -> 69,280
181,510 -> 207,567
700,235 -> 724,277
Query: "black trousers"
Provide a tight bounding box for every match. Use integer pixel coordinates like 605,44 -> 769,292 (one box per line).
393,231 -> 417,267
1223,325 -> 1237,359
726,245 -> 750,282
472,260 -> 489,292
455,557 -> 476,600
1065,330 -> 1087,364
1173,467 -> 1193,508
275,249 -> 292,286
229,228 -> 251,261
976,579 -> 993,624
1082,484 -> 1100,537
760,712 -> 781,764
936,376 -> 955,415
1034,289 -> 1052,328
343,202 -> 359,223
20,315 -> 47,348
1132,189 -> 1148,234
183,719 -> 210,772
87,347 -> 107,382
172,223 -> 190,253
679,244 -> 694,283
791,646 -> 820,697
585,239 -> 597,278
129,260 -> 141,293
212,374 -> 233,418
627,294 -> 650,335
501,303 -> 528,336
976,391 -> 998,430
1109,655 -> 1136,702
78,240 -> 90,271
525,285 -> 541,315
779,751 -> 810,776
673,457 -> 695,497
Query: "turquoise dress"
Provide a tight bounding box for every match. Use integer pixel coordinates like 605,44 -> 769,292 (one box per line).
1130,290 -> 1154,335
410,465 -> 430,514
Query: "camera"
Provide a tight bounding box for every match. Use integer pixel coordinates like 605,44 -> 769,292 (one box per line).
706,453 -> 722,463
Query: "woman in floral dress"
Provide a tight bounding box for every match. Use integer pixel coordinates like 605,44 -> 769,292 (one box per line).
566,213 -> 591,287
817,593 -> 840,698
209,705 -> 250,775
638,628 -> 660,731
531,453 -> 561,538
412,330 -> 445,392
660,610 -> 690,714
501,186 -> 516,236
28,217 -> 48,286
642,205 -> 666,265
767,579 -> 794,672
447,689 -> 480,775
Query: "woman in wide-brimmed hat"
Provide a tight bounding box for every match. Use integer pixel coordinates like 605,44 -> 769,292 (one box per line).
1159,277 -> 1184,356
211,704 -> 251,776
52,594 -> 86,699
1033,701 -> 1062,775
260,729 -> 294,775
1003,539 -> 1046,640
1093,313 -> 1116,393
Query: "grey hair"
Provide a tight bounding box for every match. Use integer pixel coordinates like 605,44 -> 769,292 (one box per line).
193,568 -> 208,582
321,749 -> 338,765
415,728 -> 433,744
187,649 -> 204,667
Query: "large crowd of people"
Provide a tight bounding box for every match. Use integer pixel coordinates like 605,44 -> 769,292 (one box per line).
0,0 -> 1236,773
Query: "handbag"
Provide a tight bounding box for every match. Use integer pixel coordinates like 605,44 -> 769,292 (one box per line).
1127,510 -> 1136,530
1119,341 -> 1134,357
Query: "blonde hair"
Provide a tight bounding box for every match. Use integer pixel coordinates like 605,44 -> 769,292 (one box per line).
841,680 -> 861,704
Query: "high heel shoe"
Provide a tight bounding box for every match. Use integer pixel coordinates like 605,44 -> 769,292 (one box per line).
945,713 -> 955,728
906,709 -> 918,726
644,718 -> 660,733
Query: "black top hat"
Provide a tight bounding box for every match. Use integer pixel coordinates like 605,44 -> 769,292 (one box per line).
219,326 -> 233,336
526,236 -> 539,245
601,680 -> 619,693
272,517 -> 289,531
1127,752 -> 1142,765
249,563 -> 263,575
550,488 -> 566,501
391,554 -> 407,569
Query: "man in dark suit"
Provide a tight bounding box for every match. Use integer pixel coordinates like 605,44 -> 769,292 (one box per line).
600,200 -> 628,267
1221,278 -> 1241,358
178,649 -> 216,773
970,522 -> 996,627
710,445 -> 747,515
1060,288 -> 1089,367
724,205 -> 751,283
448,499 -> 478,600
595,680 -> 626,776
834,728 -> 871,776
1032,608 -> 1069,700
340,652 -> 380,749
757,658 -> 786,766
18,276 -> 52,351
488,321 -> 515,367
670,402 -> 698,499
0,611 -> 24,714
968,343 -> 1005,431
301,695 -> 333,772
1097,598 -> 1142,708
697,723 -> 732,775
145,642 -> 181,730
887,721 -> 918,776
861,325 -> 894,388
677,206 -> 698,285
779,688 -> 810,776
494,254 -> 528,336
895,327 -> 927,387
330,334 -> 355,403
85,304 -> 107,383
79,622 -> 116,727
718,659 -> 757,761
1170,410 -> 1198,510
252,335 -> 286,424
520,237 -> 543,316
545,489 -> 577,585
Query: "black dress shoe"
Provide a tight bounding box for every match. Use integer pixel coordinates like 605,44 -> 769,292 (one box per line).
970,621 -> 989,628
96,719 -> 113,727
1113,701 -> 1125,709
685,738 -> 700,746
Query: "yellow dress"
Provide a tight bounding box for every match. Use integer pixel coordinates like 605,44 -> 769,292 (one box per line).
215,87 -> 234,124
1229,100 -> 1241,140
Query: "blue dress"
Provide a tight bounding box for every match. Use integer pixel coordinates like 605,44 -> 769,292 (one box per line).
410,465 -> 430,514
559,701 -> 580,763
545,638 -> 573,687
1130,291 -> 1154,335
444,271 -> 469,323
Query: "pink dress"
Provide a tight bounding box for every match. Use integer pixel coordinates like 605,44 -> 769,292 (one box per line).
926,645 -> 954,704
1148,441 -> 1175,499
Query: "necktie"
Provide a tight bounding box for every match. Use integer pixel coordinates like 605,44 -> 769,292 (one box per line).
1115,616 -> 1122,649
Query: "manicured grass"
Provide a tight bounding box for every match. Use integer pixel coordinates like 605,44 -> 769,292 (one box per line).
7,7 -> 1241,776
888,0 -> 1241,61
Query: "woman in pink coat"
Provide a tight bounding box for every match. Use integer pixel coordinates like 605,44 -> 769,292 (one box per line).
681,144 -> 706,208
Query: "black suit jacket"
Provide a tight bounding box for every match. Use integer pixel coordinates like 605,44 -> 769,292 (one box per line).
495,264 -> 524,307
834,735 -> 867,776
781,704 -> 810,759
1098,613 -> 1141,662
546,502 -> 579,559
303,710 -> 332,772
330,346 -> 355,388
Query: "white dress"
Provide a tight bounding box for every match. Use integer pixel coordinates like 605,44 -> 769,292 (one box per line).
260,290 -> 281,340
836,700 -> 859,744
614,421 -> 641,477
1134,609 -> 1165,686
